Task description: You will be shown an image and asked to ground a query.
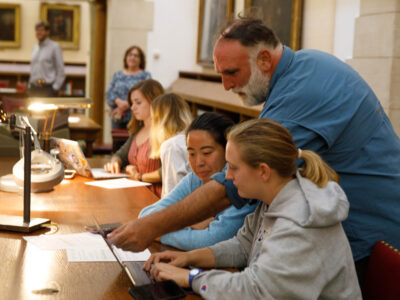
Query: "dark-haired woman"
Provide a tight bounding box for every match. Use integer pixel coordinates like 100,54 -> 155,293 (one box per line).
106,45 -> 151,129
139,112 -> 256,250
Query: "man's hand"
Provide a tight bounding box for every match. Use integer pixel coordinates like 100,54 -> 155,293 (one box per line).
107,218 -> 154,252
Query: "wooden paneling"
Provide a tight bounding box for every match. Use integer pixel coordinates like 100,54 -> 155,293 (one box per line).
170,72 -> 262,123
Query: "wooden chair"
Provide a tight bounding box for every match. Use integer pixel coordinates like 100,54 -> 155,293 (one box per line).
0,96 -> 26,113
111,128 -> 129,153
362,241 -> 400,300
0,80 -> 9,88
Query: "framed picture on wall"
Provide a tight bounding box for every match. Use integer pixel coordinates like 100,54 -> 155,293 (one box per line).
40,3 -> 80,50
197,0 -> 234,66
0,4 -> 21,48
245,0 -> 303,50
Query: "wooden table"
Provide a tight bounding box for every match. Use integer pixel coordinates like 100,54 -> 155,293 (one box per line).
0,158 -> 201,300
68,114 -> 102,157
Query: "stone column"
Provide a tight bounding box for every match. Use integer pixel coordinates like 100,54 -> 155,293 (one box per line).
103,0 -> 154,144
347,0 -> 400,135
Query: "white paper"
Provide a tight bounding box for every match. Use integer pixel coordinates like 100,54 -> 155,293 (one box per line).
66,247 -> 151,262
24,232 -> 151,262
85,178 -> 151,189
24,232 -> 105,250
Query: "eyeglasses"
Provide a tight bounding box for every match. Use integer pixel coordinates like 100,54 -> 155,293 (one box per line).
127,53 -> 140,58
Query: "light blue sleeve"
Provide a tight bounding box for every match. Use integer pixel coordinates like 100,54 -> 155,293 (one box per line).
106,72 -> 119,108
160,202 -> 257,251
139,173 -> 201,217
211,164 -> 249,209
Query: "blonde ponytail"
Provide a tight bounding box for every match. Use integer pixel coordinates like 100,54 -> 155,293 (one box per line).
299,150 -> 339,188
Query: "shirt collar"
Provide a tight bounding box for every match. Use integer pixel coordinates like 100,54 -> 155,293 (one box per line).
39,38 -> 50,47
267,46 -> 295,98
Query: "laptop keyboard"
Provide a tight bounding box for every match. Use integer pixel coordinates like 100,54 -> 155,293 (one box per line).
125,261 -> 152,286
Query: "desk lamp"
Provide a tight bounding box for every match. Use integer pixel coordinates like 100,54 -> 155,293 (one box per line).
0,97 -> 92,232
27,97 -> 92,152
0,104 -> 51,232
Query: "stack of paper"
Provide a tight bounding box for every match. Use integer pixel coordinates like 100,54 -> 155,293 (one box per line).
24,232 -> 151,262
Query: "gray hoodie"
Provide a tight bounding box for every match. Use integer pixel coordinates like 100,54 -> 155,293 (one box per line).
192,172 -> 362,299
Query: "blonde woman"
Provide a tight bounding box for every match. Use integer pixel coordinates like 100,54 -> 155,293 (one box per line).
150,93 -> 192,197
104,79 -> 164,197
144,119 -> 361,299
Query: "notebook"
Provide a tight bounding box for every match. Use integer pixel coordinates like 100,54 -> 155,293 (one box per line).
91,216 -> 186,300
52,137 -> 130,180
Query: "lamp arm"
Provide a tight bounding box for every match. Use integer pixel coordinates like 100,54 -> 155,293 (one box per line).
20,116 -> 41,150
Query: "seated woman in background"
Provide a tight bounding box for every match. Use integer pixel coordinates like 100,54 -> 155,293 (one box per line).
104,79 -> 163,197
144,119 -> 361,299
139,112 -> 256,250
150,93 -> 192,197
106,45 -> 151,131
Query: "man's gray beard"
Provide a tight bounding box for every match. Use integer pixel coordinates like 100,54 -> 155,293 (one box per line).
234,63 -> 270,107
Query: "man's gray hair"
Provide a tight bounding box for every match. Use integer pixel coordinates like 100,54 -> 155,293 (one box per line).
219,18 -> 280,49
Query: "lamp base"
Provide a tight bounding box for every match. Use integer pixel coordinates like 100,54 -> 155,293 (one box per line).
0,214 -> 50,233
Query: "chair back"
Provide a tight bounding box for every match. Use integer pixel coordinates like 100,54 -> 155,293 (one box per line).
111,128 -> 129,153
0,80 -> 9,88
362,241 -> 400,300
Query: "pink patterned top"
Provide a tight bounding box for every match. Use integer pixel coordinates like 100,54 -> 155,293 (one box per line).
128,136 -> 161,197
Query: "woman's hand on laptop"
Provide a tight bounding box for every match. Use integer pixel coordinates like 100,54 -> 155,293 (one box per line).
104,160 -> 121,174
150,263 -> 190,288
144,251 -> 190,270
126,165 -> 140,180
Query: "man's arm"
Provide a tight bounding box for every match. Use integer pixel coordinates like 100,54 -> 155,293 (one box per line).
108,180 -> 230,252
52,44 -> 65,91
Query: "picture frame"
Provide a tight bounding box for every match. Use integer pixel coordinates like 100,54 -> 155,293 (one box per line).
0,4 -> 21,48
197,0 -> 234,66
40,3 -> 80,50
245,0 -> 303,50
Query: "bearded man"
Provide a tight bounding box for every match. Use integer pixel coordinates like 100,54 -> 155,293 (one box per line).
108,18 -> 400,286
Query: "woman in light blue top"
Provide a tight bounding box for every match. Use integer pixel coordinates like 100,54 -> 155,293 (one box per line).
106,45 -> 151,130
139,112 -> 256,250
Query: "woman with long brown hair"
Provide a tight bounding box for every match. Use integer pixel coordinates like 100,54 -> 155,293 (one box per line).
104,79 -> 163,197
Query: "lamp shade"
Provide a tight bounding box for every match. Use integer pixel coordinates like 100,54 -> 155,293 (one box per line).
27,97 -> 92,111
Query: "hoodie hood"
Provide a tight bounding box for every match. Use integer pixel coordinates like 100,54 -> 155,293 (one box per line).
265,171 -> 349,228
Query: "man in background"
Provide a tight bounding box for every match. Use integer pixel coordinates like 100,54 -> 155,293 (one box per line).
28,21 -> 65,97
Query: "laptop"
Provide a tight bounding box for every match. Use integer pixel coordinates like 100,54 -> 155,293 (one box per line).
92,216 -> 186,300
52,137 -> 130,179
